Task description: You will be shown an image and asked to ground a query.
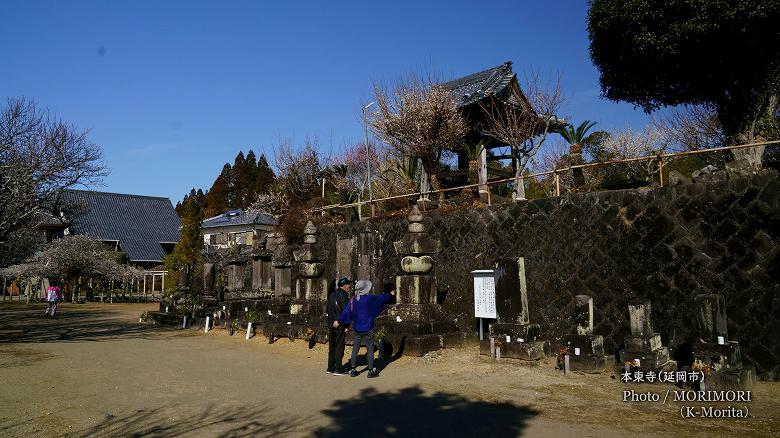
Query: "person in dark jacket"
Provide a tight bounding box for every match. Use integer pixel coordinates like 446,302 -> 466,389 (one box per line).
338,280 -> 395,378
326,277 -> 353,375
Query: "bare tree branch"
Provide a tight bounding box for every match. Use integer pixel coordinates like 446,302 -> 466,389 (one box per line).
653,104 -> 725,152
477,70 -> 565,199
370,74 -> 467,191
0,98 -> 107,242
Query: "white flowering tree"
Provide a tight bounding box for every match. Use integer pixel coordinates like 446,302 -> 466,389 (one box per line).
2,235 -> 139,303
371,77 -> 467,194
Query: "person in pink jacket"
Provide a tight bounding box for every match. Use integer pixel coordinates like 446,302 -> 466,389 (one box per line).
44,279 -> 61,318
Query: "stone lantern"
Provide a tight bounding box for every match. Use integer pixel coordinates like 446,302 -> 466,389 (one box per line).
393,205 -> 439,306
381,205 -> 460,356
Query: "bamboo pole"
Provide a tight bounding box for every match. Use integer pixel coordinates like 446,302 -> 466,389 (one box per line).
554,171 -> 561,197
309,139 -> 780,214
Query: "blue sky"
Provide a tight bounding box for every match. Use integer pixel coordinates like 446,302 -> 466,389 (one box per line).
1,1 -> 659,203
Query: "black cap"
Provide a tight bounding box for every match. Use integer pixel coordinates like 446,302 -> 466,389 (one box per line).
337,277 -> 353,288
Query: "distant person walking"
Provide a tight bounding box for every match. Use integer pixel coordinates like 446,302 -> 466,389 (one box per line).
327,277 -> 353,375
338,280 -> 395,378
44,279 -> 61,318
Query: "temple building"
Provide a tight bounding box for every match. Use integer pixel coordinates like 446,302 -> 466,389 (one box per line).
43,189 -> 181,269
438,61 -> 564,195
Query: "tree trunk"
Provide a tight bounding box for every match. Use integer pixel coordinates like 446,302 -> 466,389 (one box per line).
468,160 -> 479,186
513,160 -> 526,201
420,157 -> 442,202
429,172 -> 444,202
717,94 -> 770,169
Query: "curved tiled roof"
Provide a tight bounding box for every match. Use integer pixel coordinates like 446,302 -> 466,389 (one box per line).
440,61 -> 518,108
61,190 -> 181,262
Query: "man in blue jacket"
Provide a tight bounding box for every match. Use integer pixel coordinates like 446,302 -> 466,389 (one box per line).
338,280 -> 395,378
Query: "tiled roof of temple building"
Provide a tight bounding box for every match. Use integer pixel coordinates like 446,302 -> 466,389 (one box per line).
61,190 -> 181,263
440,61 -> 520,108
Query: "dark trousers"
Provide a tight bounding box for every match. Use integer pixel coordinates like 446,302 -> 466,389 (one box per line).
350,329 -> 375,370
327,327 -> 346,371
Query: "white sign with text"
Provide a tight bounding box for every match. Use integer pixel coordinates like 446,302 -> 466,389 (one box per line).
472,269 -> 496,319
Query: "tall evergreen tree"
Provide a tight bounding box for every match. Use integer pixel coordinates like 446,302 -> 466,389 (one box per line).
254,153 -> 276,196
229,152 -> 246,209
179,150 -> 277,218
203,163 -> 232,217
164,197 -> 203,290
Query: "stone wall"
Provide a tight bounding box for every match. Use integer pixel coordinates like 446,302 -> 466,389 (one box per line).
314,171 -> 779,378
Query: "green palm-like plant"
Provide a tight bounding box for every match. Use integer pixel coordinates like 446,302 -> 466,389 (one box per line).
461,139 -> 488,161
557,121 -> 604,156
331,164 -> 349,179
383,157 -> 419,183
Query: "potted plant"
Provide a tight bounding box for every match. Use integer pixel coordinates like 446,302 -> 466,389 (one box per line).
375,327 -> 388,359
245,310 -> 261,339
305,327 -> 317,348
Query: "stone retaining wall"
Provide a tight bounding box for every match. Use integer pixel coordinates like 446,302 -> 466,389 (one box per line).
314,171 -> 779,378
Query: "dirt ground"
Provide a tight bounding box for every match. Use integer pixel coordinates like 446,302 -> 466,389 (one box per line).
0,303 -> 777,437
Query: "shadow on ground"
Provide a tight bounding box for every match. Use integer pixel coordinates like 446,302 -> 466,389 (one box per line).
74,403 -> 310,437
0,304 -> 171,344
313,385 -> 538,437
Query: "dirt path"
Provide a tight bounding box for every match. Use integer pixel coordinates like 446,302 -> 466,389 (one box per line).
0,303 -> 777,437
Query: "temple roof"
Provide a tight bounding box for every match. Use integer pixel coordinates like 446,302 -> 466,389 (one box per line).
61,190 -> 181,263
440,61 -> 520,108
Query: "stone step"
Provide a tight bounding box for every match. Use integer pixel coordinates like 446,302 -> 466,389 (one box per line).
479,339 -> 548,361
569,354 -> 614,374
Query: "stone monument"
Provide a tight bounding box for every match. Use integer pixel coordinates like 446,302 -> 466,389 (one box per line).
251,235 -> 273,290
393,205 -> 438,306
485,257 -> 546,360
376,205 -> 460,356
564,295 -> 613,373
203,263 -> 215,293
292,221 -> 328,301
692,294 -> 755,390
618,300 -> 676,372
266,231 -> 292,297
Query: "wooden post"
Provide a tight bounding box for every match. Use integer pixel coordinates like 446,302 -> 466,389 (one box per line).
658,157 -> 665,187
478,145 -> 488,200
554,170 -> 561,197
487,188 -> 492,206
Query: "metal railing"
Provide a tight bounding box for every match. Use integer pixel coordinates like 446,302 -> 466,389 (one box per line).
312,140 -> 780,215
